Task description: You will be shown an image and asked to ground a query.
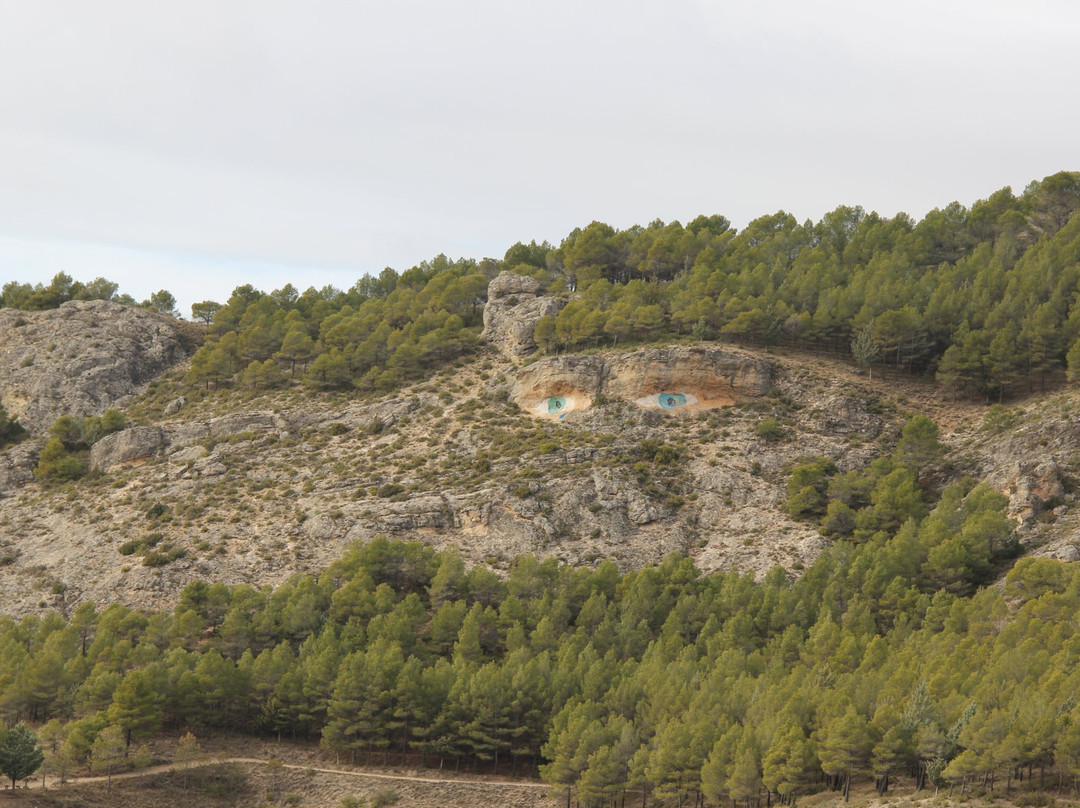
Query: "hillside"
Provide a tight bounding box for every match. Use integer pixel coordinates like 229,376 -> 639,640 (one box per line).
6,177 -> 1080,808
1,278 -> 1079,616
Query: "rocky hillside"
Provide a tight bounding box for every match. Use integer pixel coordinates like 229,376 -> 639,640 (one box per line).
1,281 -> 1078,617
0,299 -> 197,434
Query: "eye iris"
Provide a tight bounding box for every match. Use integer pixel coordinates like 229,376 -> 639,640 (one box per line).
548,397 -> 567,414
658,393 -> 687,410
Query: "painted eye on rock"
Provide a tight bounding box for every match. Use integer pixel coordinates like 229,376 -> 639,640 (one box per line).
658,393 -> 688,410
547,397 -> 567,415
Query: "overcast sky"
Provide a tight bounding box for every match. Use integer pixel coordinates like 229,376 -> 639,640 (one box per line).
1,0 -> 1077,317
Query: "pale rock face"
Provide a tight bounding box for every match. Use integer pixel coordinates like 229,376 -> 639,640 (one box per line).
1001,459 -> 1066,527
0,300 -> 194,434
91,411 -> 288,472
89,426 -> 167,472
0,444 -> 38,495
480,272 -> 565,358
974,418 -> 1076,527
208,412 -> 287,438
604,347 -> 773,403
510,356 -> 606,418
509,346 -> 773,417
809,395 -> 885,437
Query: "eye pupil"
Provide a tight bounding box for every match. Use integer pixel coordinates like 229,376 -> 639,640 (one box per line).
658,393 -> 687,410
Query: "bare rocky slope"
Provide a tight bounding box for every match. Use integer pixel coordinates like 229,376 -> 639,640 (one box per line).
0,299 -> 197,434
1,283 -> 1079,617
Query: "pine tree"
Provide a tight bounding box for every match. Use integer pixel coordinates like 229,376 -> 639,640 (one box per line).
90,725 -> 126,791
0,722 -> 44,790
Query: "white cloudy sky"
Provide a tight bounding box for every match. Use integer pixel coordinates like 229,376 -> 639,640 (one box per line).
1,1 -> 1077,316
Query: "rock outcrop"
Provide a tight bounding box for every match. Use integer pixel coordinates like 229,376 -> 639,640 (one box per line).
89,426 -> 167,472
91,410 -> 291,472
0,300 -> 196,434
480,272 -> 565,358
510,346 -> 773,414
511,355 -> 606,401
604,346 -> 773,403
0,344 -> 913,616
999,459 -> 1066,527
972,416 -> 1078,527
0,444 -> 37,496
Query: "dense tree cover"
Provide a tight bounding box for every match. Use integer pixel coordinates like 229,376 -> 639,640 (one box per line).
786,416 -> 981,574
178,171 -> 1080,399
0,271 -> 176,314
185,257 -> 493,393
6,173 -> 1080,401
534,173 -> 1080,400
3,482 -> 1080,806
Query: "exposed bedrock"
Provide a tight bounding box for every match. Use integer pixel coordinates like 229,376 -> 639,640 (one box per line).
604,347 -> 773,402
0,300 -> 196,434
510,346 -> 773,415
480,272 -> 566,358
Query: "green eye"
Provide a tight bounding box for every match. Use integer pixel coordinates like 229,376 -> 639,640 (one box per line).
658,393 -> 687,410
547,397 -> 567,415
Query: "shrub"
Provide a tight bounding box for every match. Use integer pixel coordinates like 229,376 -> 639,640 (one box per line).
638,438 -> 680,465
377,483 -> 405,498
754,417 -> 785,443
982,403 -> 1018,435
34,438 -> 84,481
371,788 -> 400,808
0,405 -> 26,449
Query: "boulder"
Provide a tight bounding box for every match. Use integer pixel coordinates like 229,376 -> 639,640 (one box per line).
487,272 -> 541,299
90,426 -> 167,471
163,396 -> 187,416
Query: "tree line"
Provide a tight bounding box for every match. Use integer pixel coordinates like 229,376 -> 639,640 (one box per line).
184,258 -> 489,393
180,170 -> 1080,401
533,172 -> 1080,402
0,271 -> 177,315
5,172 -> 1080,401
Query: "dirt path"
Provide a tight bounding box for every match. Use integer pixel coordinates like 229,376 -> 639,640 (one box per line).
24,756 -> 550,792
